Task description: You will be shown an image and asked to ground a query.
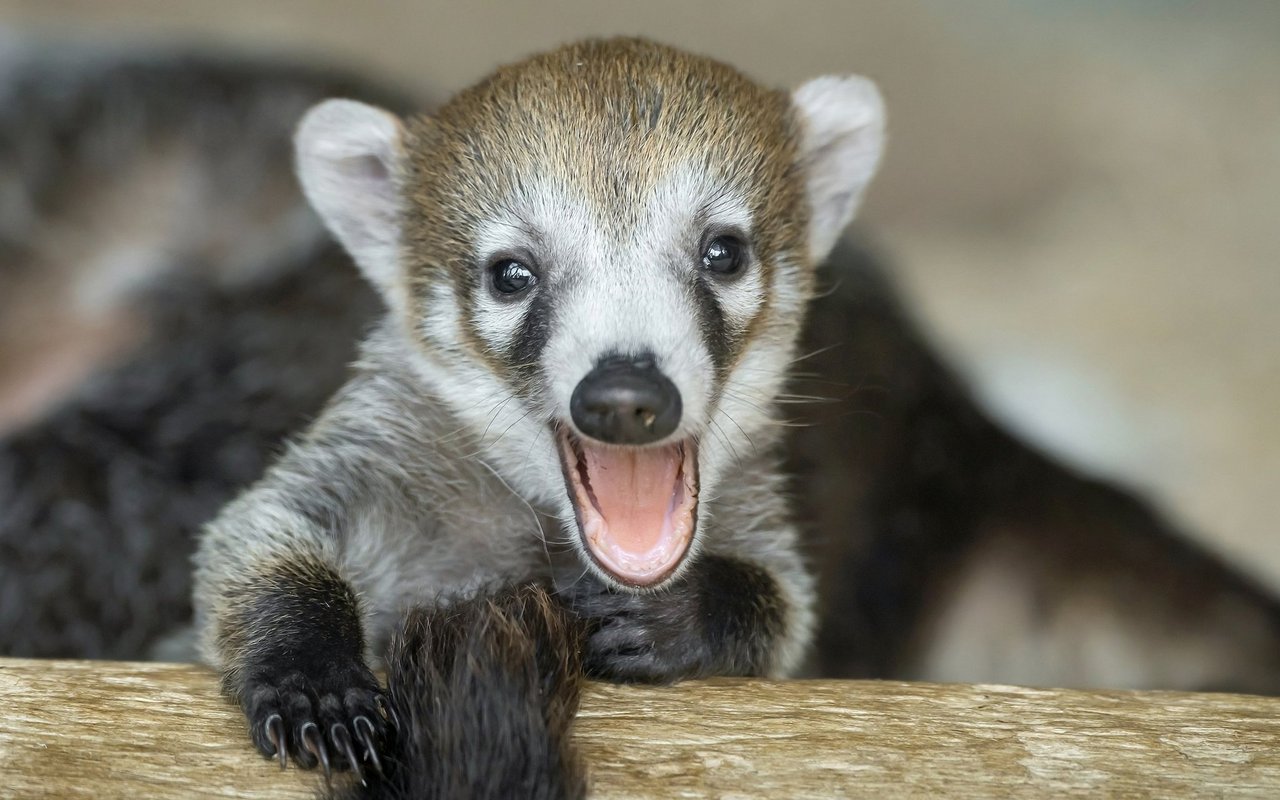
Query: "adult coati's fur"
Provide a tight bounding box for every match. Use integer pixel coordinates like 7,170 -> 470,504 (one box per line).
0,245 -> 376,658
0,41 -> 412,433
791,247 -> 1280,692
0,42 -> 403,657
2,36 -> 1279,796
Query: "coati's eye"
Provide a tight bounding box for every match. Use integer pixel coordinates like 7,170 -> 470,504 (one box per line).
490,259 -> 537,295
701,236 -> 744,276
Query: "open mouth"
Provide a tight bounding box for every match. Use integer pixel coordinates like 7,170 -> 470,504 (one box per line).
557,428 -> 699,587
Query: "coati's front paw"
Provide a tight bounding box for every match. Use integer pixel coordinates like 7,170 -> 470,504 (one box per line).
565,577 -> 705,682
560,555 -> 784,683
240,657 -> 393,781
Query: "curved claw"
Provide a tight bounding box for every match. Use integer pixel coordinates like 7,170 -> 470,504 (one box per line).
331,724 -> 365,785
353,716 -> 384,777
265,713 -> 287,769
301,721 -> 331,783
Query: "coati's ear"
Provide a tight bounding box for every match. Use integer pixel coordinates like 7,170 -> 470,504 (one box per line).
295,99 -> 406,304
791,75 -> 886,263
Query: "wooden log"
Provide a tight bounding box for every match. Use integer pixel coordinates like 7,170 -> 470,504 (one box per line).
1,658 -> 1278,798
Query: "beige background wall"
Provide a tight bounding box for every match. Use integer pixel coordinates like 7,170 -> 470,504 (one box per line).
3,1 -> 1277,583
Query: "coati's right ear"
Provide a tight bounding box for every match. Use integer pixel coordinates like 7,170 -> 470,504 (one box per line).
295,99 -> 405,304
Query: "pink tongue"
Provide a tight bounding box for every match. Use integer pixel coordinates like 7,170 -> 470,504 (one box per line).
581,444 -> 680,555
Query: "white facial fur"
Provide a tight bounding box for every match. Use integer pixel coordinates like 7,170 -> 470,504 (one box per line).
498,168 -> 755,440
293,70 -> 886,554
461,165 -> 766,518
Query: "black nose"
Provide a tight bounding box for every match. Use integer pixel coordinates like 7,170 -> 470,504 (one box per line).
570,355 -> 682,445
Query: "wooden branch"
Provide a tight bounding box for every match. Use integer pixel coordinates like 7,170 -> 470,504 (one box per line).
2,658 -> 1279,798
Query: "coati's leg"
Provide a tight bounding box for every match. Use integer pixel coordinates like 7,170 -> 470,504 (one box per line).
193,342 -> 553,774
195,474 -> 403,775
222,557 -> 389,776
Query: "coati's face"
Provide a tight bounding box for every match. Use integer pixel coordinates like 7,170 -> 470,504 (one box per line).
296,39 -> 883,590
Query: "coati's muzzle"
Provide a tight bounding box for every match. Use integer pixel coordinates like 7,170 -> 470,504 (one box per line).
557,354 -> 699,587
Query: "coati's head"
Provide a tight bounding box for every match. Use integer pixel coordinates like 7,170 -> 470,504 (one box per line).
295,38 -> 884,590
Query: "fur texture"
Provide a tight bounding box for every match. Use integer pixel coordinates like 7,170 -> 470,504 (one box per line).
0,46 -> 402,658
0,44 -> 411,430
791,239 -> 1280,691
334,584 -> 588,800
0,246 -> 378,657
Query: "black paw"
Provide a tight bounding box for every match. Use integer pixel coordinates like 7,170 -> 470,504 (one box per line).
240,657 -> 393,782
564,575 -> 704,682
559,555 -> 785,683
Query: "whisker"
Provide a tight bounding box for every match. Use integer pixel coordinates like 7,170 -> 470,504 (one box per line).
788,342 -> 843,365
717,409 -> 758,460
479,395 -> 516,443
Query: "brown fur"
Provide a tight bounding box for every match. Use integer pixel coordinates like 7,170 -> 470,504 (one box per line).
212,553 -> 367,693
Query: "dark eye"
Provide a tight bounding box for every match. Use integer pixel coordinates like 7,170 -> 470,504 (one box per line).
701,236 -> 744,276
491,259 -> 537,295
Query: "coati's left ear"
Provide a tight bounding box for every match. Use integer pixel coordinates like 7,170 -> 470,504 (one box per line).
295,99 -> 406,307
791,75 -> 886,263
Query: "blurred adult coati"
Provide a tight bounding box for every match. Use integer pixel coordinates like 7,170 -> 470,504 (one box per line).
0,40 -> 405,658
1,39 -> 1277,705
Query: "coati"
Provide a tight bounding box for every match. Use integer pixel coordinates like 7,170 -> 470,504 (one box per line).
2,34 -> 1280,794
193,37 -> 885,774
791,246 -> 1280,691
0,42 -> 410,434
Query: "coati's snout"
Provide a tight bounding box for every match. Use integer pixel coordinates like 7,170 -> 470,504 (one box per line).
570,354 -> 682,445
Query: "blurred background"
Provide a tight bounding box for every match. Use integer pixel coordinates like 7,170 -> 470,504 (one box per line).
1,0 -> 1277,584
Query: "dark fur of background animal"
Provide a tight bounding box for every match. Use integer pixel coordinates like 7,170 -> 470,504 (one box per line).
0,246 -> 378,657
0,49 -> 401,657
790,243 -> 1280,688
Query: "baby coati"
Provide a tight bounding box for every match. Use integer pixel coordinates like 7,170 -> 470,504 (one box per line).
3,35 -> 1280,795
193,37 -> 886,774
